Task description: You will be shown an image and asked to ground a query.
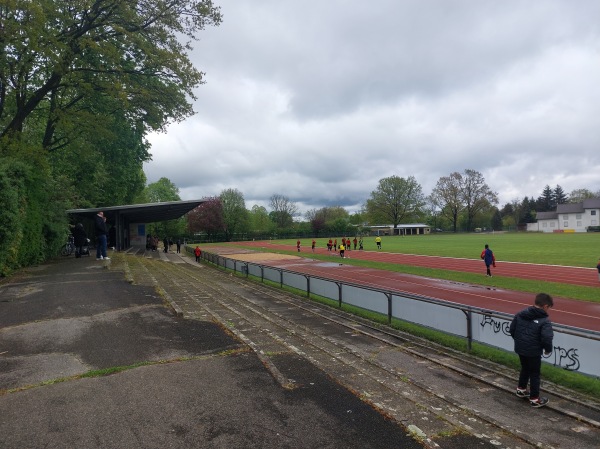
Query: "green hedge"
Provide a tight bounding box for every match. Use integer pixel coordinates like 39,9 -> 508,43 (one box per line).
0,157 -> 69,276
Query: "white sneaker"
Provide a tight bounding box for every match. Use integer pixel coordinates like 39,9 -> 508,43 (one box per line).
103,257 -> 110,260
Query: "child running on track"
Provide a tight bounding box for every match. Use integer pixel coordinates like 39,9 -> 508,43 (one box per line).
481,244 -> 496,276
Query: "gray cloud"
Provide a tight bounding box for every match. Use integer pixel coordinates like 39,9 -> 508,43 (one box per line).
145,0 -> 600,214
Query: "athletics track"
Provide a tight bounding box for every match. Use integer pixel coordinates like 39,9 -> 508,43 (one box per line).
214,241 -> 600,333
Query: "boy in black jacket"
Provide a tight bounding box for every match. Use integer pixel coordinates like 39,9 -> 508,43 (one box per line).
509,293 -> 554,408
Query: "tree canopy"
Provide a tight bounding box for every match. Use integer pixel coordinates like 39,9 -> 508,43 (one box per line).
366,176 -> 425,228
0,1 -> 221,274
430,170 -> 497,232
1,1 -> 221,140
269,194 -> 299,230
220,188 -> 249,241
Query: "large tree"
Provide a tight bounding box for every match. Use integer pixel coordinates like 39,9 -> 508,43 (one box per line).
248,205 -> 274,234
461,169 -> 498,232
144,178 -> 181,203
553,185 -> 568,205
220,188 -> 249,241
431,170 -> 498,232
144,177 -> 184,237
536,185 -> 555,211
366,176 -> 425,229
568,188 -> 596,203
430,172 -> 464,232
187,197 -> 224,240
0,1 -> 222,140
269,194 -> 299,229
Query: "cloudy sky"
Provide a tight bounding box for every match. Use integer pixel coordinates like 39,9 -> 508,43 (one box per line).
144,0 -> 600,215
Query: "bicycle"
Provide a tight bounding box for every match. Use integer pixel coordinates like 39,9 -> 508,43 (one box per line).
61,235 -> 76,256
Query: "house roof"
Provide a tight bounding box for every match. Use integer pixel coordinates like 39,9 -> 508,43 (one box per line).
369,224 -> 430,228
536,211 -> 557,220
583,198 -> 600,209
556,203 -> 584,214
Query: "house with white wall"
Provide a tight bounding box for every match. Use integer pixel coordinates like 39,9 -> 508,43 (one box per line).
527,198 -> 600,232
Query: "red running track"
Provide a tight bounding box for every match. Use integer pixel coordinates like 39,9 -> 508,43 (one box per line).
233,241 -> 599,287
214,242 -> 600,332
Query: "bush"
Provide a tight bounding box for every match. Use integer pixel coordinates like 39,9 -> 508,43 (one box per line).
0,157 -> 69,276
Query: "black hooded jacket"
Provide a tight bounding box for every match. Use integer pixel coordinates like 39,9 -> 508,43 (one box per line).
509,306 -> 553,357
94,214 -> 107,237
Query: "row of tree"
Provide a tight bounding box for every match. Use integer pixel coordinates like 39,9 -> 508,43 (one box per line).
179,170 -> 599,241
183,170 -> 497,239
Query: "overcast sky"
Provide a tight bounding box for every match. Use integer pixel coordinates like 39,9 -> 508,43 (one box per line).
144,0 -> 600,215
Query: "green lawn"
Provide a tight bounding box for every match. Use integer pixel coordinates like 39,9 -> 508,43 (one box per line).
218,232 -> 600,302
288,232 -> 600,268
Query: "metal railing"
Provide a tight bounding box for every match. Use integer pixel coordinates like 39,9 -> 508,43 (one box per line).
190,248 -> 600,377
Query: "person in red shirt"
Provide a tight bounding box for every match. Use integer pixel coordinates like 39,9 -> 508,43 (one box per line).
194,246 -> 201,263
353,237 -> 358,250
297,240 -> 301,252
311,239 -> 316,252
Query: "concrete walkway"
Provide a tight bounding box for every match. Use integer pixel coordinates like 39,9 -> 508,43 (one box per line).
0,251 -> 424,449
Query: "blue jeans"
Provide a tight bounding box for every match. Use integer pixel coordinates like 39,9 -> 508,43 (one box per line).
96,234 -> 107,259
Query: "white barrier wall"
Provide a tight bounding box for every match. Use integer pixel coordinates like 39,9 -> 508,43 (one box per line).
393,294 -> 468,337
474,312 -> 591,374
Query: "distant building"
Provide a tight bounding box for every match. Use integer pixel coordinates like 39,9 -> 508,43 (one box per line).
368,224 -> 431,236
527,198 -> 600,233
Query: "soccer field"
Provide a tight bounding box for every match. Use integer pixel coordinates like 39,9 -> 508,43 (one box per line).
289,232 -> 599,268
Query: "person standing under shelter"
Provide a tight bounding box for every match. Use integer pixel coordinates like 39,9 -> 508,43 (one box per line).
94,211 -> 109,260
509,293 -> 554,408
73,223 -> 88,258
481,244 -> 496,276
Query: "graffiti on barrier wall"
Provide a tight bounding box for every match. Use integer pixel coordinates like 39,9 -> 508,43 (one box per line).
480,315 -> 511,336
479,316 -> 581,371
546,346 -> 580,371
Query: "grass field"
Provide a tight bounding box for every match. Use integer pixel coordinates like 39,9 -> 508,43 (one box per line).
288,232 -> 600,268
219,232 -> 600,302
